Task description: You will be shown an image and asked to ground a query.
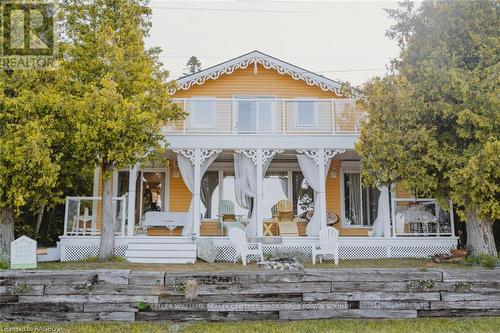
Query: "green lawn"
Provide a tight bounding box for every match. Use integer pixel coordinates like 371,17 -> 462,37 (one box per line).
35,258 -> 471,272
1,318 -> 500,333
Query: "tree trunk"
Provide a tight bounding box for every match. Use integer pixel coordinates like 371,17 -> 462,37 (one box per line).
34,205 -> 45,235
466,211 -> 497,257
98,164 -> 115,260
0,207 -> 15,254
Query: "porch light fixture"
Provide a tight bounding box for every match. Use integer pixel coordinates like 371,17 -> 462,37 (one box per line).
330,166 -> 337,178
173,161 -> 180,178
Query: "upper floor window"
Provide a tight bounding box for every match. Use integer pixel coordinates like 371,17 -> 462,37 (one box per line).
295,100 -> 318,127
189,99 -> 216,128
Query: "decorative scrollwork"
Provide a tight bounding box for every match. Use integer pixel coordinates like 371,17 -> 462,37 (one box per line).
200,149 -> 222,165
235,149 -> 258,165
262,149 -> 284,165
173,149 -> 195,165
296,149 -> 346,165
170,53 -> 342,95
173,149 -> 222,165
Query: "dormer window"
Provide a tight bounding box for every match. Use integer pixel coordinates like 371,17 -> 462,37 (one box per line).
189,98 -> 216,128
295,100 -> 318,127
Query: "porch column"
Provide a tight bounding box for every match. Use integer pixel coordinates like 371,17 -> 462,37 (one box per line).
317,149 -> 327,229
256,149 -> 264,237
193,148 -> 202,237
127,164 -> 139,236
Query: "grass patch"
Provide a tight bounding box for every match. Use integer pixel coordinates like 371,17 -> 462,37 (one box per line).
1,318 -> 500,333
36,258 -> 472,272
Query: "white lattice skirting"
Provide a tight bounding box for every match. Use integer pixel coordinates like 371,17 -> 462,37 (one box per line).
211,237 -> 457,262
59,236 -> 457,262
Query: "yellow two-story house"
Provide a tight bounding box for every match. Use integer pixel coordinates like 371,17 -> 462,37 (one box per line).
60,51 -> 457,263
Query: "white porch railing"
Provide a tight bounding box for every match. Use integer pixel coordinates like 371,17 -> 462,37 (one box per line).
391,198 -> 455,237
167,98 -> 365,135
63,194 -> 128,236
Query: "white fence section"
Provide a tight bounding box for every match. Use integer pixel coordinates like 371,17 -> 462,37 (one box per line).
63,195 -> 128,236
391,198 -> 455,237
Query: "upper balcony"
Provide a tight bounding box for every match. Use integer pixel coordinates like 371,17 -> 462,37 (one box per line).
166,98 -> 365,136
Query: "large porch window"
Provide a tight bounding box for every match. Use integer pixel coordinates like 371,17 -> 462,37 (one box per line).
342,171 -> 379,227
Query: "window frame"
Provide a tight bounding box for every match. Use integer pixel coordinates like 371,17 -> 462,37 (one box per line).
294,98 -> 319,128
189,97 -> 216,128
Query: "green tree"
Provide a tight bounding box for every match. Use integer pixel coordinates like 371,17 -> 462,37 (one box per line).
183,56 -> 202,76
61,0 -> 183,259
357,0 -> 499,255
0,70 -> 64,252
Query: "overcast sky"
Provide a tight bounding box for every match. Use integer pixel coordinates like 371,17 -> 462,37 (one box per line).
147,0 -> 403,86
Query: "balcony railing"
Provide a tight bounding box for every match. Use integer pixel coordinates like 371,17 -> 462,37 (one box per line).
63,195 -> 128,236
166,98 -> 365,135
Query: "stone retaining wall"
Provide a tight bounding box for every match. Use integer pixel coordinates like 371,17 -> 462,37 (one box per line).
1,269 -> 499,322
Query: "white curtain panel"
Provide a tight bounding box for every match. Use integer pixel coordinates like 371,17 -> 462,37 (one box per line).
349,173 -> 362,225
371,186 -> 390,237
297,154 -> 331,236
234,154 -> 256,209
234,152 -> 275,235
177,152 -> 219,236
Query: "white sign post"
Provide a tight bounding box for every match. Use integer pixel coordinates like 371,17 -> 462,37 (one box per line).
10,236 -> 37,269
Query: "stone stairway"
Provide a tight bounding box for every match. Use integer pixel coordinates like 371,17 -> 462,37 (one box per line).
125,237 -> 196,263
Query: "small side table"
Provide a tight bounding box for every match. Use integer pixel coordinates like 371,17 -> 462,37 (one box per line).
263,221 -> 276,236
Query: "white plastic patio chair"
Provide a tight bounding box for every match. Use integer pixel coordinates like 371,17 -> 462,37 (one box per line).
312,227 -> 339,265
228,228 -> 264,266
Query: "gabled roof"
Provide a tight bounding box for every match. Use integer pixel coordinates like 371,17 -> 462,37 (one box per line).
170,50 -> 342,95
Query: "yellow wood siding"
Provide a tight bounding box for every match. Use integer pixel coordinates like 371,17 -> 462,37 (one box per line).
173,65 -> 340,99
168,160 -> 191,212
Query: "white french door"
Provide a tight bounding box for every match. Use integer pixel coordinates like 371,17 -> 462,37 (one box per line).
235,97 -> 276,133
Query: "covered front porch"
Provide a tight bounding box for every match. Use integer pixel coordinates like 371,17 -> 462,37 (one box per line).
59,147 -> 457,262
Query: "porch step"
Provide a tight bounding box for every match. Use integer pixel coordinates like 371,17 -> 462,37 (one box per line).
125,239 -> 197,264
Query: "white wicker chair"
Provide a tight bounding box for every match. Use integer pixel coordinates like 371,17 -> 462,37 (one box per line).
228,228 -> 263,266
312,227 -> 339,265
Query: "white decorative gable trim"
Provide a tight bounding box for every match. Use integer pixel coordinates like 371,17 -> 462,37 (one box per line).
171,51 -> 342,95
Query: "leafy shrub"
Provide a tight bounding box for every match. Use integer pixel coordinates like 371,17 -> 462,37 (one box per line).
463,253 -> 499,269
0,249 -> 9,270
